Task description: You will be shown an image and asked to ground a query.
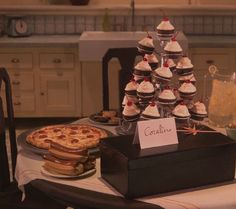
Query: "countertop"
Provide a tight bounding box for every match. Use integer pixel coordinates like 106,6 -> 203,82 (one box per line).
0,35 -> 80,46
0,33 -> 235,48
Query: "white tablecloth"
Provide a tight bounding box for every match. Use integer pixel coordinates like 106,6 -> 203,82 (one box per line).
15,118 -> 236,209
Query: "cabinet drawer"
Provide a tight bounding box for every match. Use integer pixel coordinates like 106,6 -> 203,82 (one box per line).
191,54 -> 229,69
10,72 -> 34,91
13,95 -> 36,112
39,53 -> 75,69
0,53 -> 33,69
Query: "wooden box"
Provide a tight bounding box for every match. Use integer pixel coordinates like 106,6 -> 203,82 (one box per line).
100,128 -> 236,198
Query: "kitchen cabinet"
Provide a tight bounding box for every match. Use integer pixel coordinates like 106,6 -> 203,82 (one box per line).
0,46 -> 81,117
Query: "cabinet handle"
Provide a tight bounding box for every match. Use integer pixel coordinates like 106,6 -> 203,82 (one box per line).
11,58 -> 20,63
53,58 -> 62,64
206,60 -> 214,64
12,81 -> 20,85
13,101 -> 21,106
40,92 -> 44,96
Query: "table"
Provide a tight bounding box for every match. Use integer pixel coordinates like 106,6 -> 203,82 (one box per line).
15,118 -> 236,209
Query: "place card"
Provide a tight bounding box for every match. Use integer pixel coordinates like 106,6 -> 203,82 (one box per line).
133,118 -> 178,149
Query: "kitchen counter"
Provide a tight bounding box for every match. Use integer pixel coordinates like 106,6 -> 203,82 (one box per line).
0,34 -> 235,49
0,35 -> 80,46
188,35 -> 236,48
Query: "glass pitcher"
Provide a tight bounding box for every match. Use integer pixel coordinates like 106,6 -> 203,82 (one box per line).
204,65 -> 236,127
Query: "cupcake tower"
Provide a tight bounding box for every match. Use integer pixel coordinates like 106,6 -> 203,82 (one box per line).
121,16 -> 207,132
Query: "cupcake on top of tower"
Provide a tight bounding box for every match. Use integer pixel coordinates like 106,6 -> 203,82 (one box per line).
156,16 -> 175,38
141,101 -> 160,120
137,34 -> 155,55
178,80 -> 197,99
190,101 -> 208,121
158,86 -> 176,104
137,78 -> 155,99
164,35 -> 183,59
133,57 -> 152,77
153,61 -> 173,82
122,101 -> 140,121
125,78 -> 139,96
144,53 -> 159,70
176,56 -> 194,76
172,102 -> 190,120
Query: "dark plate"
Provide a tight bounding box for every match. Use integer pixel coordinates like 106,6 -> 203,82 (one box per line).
17,125 -> 114,156
89,113 -> 120,126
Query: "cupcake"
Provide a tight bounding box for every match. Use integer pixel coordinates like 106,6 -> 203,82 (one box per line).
137,79 -> 155,100
144,53 -> 159,70
125,78 -> 139,97
156,17 -> 175,38
122,101 -> 140,121
158,88 -> 176,104
164,37 -> 183,59
166,58 -> 176,72
122,95 -> 139,107
137,35 -> 155,55
153,62 -> 173,83
141,101 -> 160,120
190,101 -> 208,121
176,56 -> 194,76
172,103 -> 190,122
178,81 -> 197,99
133,58 -> 152,77
178,74 -> 196,85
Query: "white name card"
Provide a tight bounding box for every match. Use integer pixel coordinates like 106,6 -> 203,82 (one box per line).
133,118 -> 178,149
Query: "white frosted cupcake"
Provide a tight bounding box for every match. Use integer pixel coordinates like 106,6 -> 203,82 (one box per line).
172,103 -> 190,122
133,58 -> 152,77
178,74 -> 196,85
153,62 -> 173,83
164,37 -> 183,59
144,53 -> 159,70
176,56 -> 194,76
178,81 -> 197,99
141,101 -> 160,120
122,101 -> 140,121
166,58 -> 176,72
158,88 -> 176,104
125,78 -> 139,96
137,79 -> 155,100
137,35 -> 155,55
156,17 -> 175,38
190,101 -> 208,121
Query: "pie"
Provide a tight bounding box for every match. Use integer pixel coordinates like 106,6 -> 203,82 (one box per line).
26,124 -> 108,150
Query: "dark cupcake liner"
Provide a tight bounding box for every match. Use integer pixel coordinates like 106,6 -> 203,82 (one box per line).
176,67 -> 193,76
137,45 -> 154,55
133,69 -> 152,77
123,114 -> 140,122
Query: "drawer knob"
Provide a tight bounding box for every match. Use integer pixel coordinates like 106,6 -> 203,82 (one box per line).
206,60 -> 214,64
13,101 -> 21,106
53,58 -> 62,64
12,81 -> 20,85
11,58 -> 20,63
40,92 -> 44,96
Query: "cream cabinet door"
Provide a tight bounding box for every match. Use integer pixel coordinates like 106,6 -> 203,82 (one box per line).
39,74 -> 76,116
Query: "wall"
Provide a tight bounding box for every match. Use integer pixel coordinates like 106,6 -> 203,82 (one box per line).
0,0 -> 236,5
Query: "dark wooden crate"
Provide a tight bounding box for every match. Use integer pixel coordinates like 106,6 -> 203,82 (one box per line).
100,127 -> 236,198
